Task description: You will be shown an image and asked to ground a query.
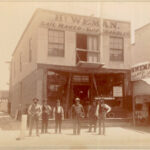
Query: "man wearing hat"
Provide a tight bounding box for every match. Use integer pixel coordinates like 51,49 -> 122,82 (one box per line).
28,98 -> 42,136
88,99 -> 98,132
96,98 -> 111,135
41,100 -> 52,134
71,97 -> 85,135
53,99 -> 64,134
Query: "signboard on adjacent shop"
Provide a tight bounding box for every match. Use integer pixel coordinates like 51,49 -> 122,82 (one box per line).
131,62 -> 150,81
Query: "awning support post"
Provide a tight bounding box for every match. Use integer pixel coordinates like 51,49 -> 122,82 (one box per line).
131,82 -> 136,127
92,74 -> 105,135
66,73 -> 72,118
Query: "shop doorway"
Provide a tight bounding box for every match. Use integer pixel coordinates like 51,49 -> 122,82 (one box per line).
73,85 -> 90,102
73,85 -> 90,118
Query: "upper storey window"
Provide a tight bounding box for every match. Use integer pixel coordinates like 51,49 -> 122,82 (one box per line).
76,34 -> 99,64
48,30 -> 65,57
110,37 -> 124,61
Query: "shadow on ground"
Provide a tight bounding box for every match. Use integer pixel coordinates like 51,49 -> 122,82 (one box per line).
122,126 -> 150,134
0,112 -> 20,130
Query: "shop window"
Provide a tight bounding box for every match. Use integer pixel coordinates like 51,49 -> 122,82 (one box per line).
47,71 -> 67,98
76,34 -> 99,64
110,37 -> 124,61
48,30 -> 64,57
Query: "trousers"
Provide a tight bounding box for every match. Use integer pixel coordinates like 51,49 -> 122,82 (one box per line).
73,117 -> 81,135
41,118 -> 49,133
89,116 -> 97,132
98,114 -> 105,135
55,113 -> 62,133
29,115 -> 39,136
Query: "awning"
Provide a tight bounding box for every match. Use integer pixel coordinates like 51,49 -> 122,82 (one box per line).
77,61 -> 104,69
142,78 -> 150,85
37,63 -> 129,74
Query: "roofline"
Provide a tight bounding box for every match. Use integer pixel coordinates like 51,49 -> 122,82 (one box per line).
135,22 -> 150,32
12,9 -> 39,57
38,8 -> 131,24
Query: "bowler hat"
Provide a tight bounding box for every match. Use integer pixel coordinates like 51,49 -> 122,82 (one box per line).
75,97 -> 80,101
33,98 -> 39,102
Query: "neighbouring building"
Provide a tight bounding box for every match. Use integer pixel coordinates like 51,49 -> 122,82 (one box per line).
0,90 -> 9,113
131,23 -> 150,124
9,8 -> 132,118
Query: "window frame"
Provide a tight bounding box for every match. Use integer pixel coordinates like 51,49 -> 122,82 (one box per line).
109,36 -> 124,62
48,29 -> 65,57
76,33 -> 100,63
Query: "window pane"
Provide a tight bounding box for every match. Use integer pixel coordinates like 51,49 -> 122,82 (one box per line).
87,36 -> 98,51
110,37 -> 123,50
59,32 -> 64,38
58,37 -> 64,43
48,30 -> 65,57
49,36 -> 53,42
53,31 -> 58,37
93,37 -> 97,50
110,37 -> 123,61
49,30 -> 53,37
87,52 -> 98,62
87,36 -> 92,50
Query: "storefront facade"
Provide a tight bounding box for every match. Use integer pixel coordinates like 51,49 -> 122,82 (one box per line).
9,9 -> 132,118
131,23 -> 150,125
131,62 -> 150,124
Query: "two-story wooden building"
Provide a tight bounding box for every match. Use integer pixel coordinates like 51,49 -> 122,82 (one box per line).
9,9 -> 132,118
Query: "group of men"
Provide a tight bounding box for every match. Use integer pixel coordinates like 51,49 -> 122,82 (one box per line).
28,98 -> 64,136
27,97 -> 111,136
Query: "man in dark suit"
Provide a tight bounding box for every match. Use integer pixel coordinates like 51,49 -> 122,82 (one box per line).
88,99 -> 98,132
41,100 -> 51,134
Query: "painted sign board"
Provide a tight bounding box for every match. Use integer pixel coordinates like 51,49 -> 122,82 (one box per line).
113,86 -> 123,97
39,10 -> 130,37
131,62 -> 150,81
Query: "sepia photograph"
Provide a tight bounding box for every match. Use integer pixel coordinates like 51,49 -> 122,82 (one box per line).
0,0 -> 150,149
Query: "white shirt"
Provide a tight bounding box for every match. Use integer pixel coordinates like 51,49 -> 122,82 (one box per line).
57,106 -> 61,113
